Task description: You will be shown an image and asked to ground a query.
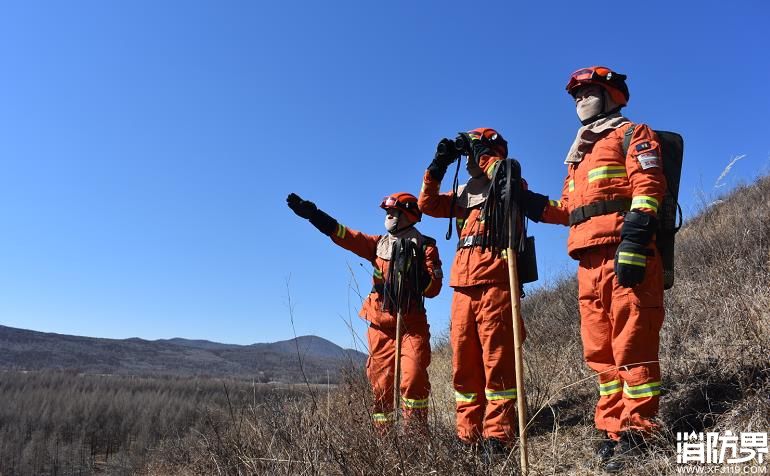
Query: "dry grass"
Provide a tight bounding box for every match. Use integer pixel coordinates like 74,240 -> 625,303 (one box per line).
146,177 -> 770,475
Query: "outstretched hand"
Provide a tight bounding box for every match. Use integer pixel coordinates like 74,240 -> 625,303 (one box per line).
286,193 -> 317,219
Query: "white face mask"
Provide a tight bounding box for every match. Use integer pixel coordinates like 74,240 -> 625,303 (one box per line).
385,214 -> 400,233
576,92 -> 603,122
384,210 -> 413,234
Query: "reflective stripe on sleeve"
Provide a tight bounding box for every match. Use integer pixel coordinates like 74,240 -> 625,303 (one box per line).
549,199 -> 562,208
618,251 -> 647,267
454,391 -> 477,403
373,268 -> 383,279
587,165 -> 627,183
623,381 -> 661,398
631,195 -> 659,213
485,387 -> 517,401
599,379 -> 622,396
335,224 -> 346,239
401,396 -> 429,409
569,179 -> 575,192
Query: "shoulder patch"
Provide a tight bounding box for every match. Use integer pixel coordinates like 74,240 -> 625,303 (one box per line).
635,142 -> 651,152
637,153 -> 660,170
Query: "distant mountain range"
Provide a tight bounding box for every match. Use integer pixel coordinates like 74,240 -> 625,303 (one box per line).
0,325 -> 367,383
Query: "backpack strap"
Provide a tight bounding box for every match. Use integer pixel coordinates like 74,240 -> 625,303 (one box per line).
622,124 -> 636,157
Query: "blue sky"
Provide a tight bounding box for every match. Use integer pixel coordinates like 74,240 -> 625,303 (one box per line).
1,1 -> 768,350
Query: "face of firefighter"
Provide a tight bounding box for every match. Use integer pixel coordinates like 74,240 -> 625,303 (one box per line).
384,209 -> 413,234
575,85 -> 604,122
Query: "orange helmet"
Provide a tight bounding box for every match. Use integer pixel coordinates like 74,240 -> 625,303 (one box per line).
467,127 -> 508,172
380,192 -> 421,222
468,127 -> 508,157
565,66 -> 629,106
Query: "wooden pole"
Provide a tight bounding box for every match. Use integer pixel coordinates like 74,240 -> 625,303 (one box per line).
506,224 -> 529,475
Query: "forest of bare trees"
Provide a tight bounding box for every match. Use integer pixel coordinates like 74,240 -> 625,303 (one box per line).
0,370 -> 304,475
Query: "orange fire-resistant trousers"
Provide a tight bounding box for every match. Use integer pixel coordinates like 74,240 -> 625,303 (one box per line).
367,320 -> 431,433
451,283 -> 525,443
578,244 -> 664,439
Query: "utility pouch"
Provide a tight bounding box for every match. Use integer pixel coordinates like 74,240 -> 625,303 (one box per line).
517,235 -> 538,284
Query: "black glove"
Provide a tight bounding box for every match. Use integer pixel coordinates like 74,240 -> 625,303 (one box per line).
427,138 -> 460,180
521,189 -> 549,222
287,193 -> 316,219
620,210 -> 658,245
614,210 -> 658,287
614,241 -> 653,287
286,193 -> 338,236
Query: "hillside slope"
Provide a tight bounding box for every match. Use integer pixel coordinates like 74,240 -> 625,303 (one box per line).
0,325 -> 366,382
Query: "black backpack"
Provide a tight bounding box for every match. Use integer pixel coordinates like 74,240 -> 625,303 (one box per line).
623,127 -> 684,290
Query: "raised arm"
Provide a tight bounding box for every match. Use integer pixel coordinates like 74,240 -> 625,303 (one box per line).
286,193 -> 379,261
418,138 -> 462,218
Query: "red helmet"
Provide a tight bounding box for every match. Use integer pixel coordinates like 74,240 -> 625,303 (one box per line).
565,66 -> 629,106
468,127 -> 508,172
380,192 -> 421,222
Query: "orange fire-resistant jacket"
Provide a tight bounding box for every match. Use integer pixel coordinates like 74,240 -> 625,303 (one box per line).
330,225 -> 442,329
540,123 -> 666,257
419,156 -> 529,288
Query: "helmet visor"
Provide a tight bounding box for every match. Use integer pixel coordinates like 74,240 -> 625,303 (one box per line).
566,66 -> 613,92
381,196 -> 400,209
380,194 -> 420,221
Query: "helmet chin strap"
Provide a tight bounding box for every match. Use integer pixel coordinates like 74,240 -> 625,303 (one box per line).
580,89 -> 622,126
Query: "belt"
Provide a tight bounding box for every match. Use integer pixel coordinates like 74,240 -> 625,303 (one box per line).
568,199 -> 631,226
457,235 -> 484,250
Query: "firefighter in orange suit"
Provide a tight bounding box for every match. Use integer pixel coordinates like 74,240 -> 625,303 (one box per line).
286,192 -> 442,433
520,66 -> 666,472
418,128 -> 524,454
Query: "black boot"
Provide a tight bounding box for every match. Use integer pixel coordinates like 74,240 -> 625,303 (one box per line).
604,431 -> 647,473
596,435 -> 617,463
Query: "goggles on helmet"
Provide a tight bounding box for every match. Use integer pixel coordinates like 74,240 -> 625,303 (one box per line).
380,193 -> 421,221
567,67 -> 612,91
381,196 -> 401,209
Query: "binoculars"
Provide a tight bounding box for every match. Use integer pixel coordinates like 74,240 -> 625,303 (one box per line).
437,135 -> 470,158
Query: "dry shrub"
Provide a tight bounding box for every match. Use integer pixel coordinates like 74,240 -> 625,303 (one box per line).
658,177 -> 770,435
145,368 -> 516,475
148,177 -> 770,475
426,330 -> 455,428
